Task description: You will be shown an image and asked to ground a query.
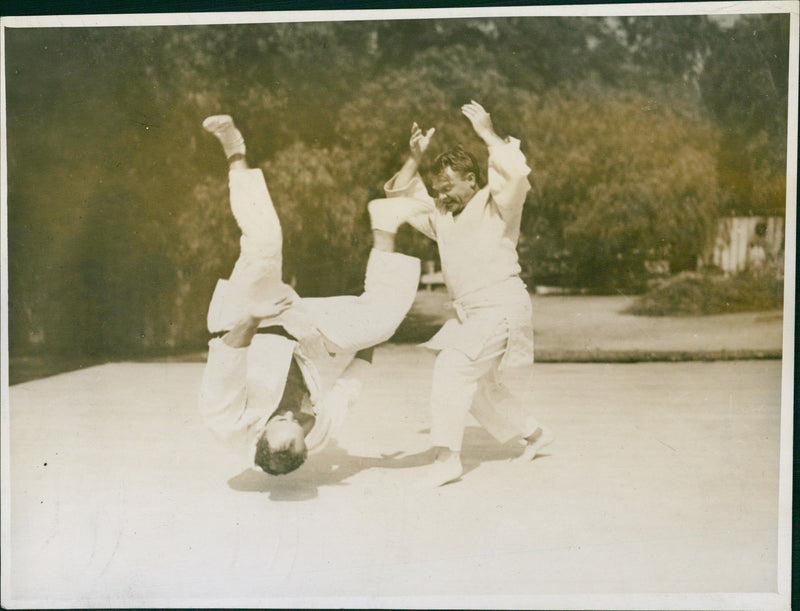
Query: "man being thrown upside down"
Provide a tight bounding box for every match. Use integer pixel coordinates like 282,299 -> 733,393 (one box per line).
198,115 -> 422,475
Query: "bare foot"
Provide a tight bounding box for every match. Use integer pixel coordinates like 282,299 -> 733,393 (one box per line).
513,426 -> 555,463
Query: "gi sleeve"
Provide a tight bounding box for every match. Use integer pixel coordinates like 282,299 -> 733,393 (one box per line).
384,172 -> 438,240
487,137 -> 532,220
198,338 -> 249,439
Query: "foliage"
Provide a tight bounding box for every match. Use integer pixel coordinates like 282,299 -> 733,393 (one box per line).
700,14 -> 789,216
4,14 -> 790,357
514,84 -> 721,291
626,265 -> 784,316
617,13 -> 789,216
262,144 -> 374,296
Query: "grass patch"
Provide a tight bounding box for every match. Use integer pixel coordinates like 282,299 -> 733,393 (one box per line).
627,268 -> 784,316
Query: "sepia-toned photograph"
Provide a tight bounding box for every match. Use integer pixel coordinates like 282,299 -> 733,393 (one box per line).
1,2 -> 796,609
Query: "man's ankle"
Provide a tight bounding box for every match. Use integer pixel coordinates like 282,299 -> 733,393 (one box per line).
372,229 -> 396,253
227,153 -> 248,170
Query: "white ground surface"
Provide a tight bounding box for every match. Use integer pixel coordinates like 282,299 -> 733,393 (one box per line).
3,349 -> 786,609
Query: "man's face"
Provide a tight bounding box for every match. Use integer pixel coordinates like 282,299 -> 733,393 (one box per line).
432,166 -> 478,215
263,412 -> 307,455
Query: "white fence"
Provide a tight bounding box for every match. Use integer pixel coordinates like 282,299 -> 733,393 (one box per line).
702,216 -> 784,274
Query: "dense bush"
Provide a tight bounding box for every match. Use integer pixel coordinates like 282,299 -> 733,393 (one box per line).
515,84 -> 721,292
5,15 -> 790,357
626,265 -> 784,316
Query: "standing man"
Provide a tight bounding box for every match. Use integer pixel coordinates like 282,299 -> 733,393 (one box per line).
198,115 -> 421,475
369,101 -> 553,486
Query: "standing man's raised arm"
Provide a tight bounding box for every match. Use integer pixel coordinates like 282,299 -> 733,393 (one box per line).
462,100 -> 531,217
374,121 -> 438,241
393,122 -> 436,189
461,100 -> 506,148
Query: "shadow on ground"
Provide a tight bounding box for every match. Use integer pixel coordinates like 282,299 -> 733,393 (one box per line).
227,426 -> 530,500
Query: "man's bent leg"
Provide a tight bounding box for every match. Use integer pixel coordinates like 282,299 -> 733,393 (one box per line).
299,249 -> 420,353
297,197 -> 422,353
368,196 -> 433,237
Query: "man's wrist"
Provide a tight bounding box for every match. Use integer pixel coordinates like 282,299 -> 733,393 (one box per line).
222,316 -> 260,348
479,129 -> 505,147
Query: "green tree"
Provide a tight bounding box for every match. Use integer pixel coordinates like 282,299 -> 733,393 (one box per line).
699,14 -> 789,215
262,143 -> 374,297
5,14 -> 789,359
512,84 -> 721,291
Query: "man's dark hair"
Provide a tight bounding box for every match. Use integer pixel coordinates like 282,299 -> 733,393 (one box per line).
431,146 -> 484,187
254,433 -> 308,475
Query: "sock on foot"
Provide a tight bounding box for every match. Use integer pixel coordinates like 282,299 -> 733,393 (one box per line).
203,115 -> 246,159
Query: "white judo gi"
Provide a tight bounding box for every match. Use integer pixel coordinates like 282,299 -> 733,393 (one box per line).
198,168 -> 420,466
380,137 -> 540,451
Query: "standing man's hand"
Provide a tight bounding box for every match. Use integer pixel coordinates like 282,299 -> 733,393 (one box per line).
394,122 -> 435,189
461,100 -> 505,147
409,122 -> 435,163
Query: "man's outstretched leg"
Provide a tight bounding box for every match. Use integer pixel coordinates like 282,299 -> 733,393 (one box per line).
297,198 -> 422,355
204,115 -> 295,333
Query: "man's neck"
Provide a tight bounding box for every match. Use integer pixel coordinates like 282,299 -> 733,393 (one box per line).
273,358 -> 313,431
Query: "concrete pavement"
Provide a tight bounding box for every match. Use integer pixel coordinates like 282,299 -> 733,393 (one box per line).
2,349 -> 788,609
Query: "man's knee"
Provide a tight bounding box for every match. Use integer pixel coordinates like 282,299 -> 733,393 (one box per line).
433,349 -> 474,377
